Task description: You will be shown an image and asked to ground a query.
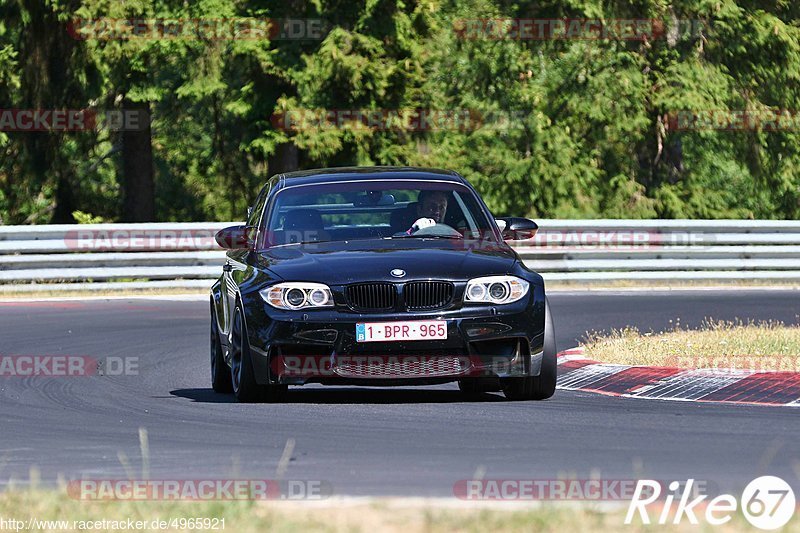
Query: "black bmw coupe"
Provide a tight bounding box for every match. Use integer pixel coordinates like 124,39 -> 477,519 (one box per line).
210,167 -> 556,402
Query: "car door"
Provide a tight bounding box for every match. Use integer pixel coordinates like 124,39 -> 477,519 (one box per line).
220,180 -> 273,339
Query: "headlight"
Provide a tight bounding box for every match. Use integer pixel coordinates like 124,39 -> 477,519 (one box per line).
464,276 -> 529,304
260,282 -> 334,310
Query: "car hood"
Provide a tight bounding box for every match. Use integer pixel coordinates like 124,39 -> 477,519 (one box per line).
257,239 -> 516,284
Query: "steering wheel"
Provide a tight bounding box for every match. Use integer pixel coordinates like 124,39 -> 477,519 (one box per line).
412,224 -> 463,238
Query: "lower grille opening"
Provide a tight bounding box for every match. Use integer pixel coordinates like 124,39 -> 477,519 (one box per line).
333,355 -> 471,378
469,338 -> 520,358
468,338 -> 527,375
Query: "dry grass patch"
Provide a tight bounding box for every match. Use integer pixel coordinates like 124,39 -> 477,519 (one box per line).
581,318 -> 800,368
0,490 -> 795,533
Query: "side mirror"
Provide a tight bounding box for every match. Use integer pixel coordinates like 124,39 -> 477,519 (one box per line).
215,225 -> 253,249
496,217 -> 538,241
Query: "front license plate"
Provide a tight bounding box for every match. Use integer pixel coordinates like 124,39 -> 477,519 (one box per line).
356,320 -> 447,342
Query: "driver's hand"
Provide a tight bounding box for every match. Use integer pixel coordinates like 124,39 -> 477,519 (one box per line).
407,217 -> 436,234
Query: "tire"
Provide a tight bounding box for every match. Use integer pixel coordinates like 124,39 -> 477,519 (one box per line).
230,304 -> 287,403
210,305 -> 233,393
502,298 -> 557,401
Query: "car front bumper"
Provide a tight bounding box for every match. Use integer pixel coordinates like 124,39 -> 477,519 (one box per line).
241,284 -> 546,386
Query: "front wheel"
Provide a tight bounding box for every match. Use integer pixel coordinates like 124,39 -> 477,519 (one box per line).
502,298 -> 557,401
230,305 -> 287,403
210,305 -> 233,393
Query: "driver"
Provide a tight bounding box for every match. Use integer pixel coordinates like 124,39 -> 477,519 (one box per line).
403,190 -> 463,236
415,190 -> 448,224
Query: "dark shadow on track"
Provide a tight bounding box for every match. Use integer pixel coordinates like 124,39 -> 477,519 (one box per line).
170,387 -> 507,404
167,389 -> 236,403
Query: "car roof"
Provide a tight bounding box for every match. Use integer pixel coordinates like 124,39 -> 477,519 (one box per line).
276,166 -> 466,189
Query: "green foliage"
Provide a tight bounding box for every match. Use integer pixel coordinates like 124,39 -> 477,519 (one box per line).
71,210 -> 105,223
1,0 -> 799,223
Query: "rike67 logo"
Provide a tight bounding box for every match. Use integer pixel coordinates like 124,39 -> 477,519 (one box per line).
626,476 -> 796,530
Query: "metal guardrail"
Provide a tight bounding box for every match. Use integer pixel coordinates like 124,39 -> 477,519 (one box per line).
1,220 -> 799,291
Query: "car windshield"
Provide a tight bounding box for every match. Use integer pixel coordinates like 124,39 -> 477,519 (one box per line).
260,181 -> 497,247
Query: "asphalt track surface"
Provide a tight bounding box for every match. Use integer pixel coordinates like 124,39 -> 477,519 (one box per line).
1,290 -> 799,497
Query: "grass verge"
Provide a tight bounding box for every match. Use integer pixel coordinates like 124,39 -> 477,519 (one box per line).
581,318 -> 800,369
0,489 -> 795,532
